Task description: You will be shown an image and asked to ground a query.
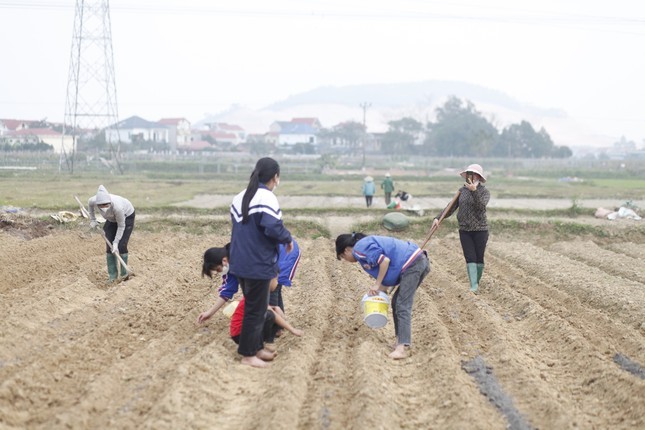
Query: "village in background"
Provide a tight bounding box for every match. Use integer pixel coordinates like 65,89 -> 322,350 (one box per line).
2,98 -> 645,172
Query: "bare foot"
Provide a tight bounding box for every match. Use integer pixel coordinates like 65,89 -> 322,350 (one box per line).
264,342 -> 277,353
389,336 -> 401,350
241,356 -> 269,368
256,349 -> 276,361
275,329 -> 284,338
388,345 -> 409,360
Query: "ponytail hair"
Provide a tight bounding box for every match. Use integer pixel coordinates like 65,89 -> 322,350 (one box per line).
335,232 -> 367,260
241,157 -> 280,223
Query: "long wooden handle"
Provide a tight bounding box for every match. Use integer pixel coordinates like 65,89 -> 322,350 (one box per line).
73,195 -> 133,276
420,190 -> 460,250
99,231 -> 133,275
74,195 -> 90,218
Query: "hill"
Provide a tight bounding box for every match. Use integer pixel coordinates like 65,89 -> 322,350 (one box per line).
198,81 -> 615,149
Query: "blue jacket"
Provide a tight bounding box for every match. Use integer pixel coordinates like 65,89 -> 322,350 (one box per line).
218,241 -> 299,299
229,184 -> 292,279
362,181 -> 376,196
352,235 -> 422,286
278,240 -> 300,287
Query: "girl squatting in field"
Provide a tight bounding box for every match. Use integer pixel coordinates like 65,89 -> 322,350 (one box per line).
336,233 -> 430,359
197,242 -> 303,356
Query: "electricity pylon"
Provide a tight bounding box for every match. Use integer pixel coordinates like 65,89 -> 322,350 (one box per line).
60,0 -> 122,174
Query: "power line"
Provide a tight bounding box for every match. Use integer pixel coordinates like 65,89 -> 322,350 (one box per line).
1,0 -> 644,32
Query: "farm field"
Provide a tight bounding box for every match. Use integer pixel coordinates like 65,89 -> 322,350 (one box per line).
1,206 -> 644,429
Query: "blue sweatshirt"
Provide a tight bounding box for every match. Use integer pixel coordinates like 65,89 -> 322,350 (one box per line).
229,184 -> 292,279
352,236 -> 422,286
278,240 -> 300,287
218,241 -> 299,300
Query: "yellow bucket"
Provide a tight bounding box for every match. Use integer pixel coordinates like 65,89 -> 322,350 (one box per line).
222,300 -> 240,319
362,292 -> 390,329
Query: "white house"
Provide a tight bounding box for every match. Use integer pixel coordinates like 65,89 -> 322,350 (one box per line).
0,128 -> 73,153
269,119 -> 319,147
106,116 -> 169,144
158,118 -> 191,150
205,122 -> 246,145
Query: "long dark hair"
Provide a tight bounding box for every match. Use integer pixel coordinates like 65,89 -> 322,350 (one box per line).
202,243 -> 231,278
335,232 -> 367,260
241,157 -> 280,223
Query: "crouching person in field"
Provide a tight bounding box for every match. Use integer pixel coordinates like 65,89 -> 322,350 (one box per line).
335,232 -> 430,360
197,240 -> 302,367
230,277 -> 304,358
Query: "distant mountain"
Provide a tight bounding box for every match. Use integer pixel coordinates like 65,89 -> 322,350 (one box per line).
266,80 -> 565,117
197,80 -> 615,149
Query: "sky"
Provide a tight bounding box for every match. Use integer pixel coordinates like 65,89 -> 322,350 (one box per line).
1,0 -> 645,146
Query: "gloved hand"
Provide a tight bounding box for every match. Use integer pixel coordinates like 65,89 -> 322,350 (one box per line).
89,220 -> 99,229
111,242 -> 119,254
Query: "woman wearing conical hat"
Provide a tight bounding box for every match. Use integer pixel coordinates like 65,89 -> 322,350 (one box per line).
431,164 -> 490,294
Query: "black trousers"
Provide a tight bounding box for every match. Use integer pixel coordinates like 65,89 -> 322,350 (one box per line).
104,212 -> 135,254
231,310 -> 277,345
459,230 -> 489,264
269,284 -> 285,313
237,277 -> 271,357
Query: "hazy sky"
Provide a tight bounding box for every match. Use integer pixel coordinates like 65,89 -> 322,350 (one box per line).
1,0 -> 644,144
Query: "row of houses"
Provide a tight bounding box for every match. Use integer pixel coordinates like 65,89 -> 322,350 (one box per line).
0,116 -> 324,153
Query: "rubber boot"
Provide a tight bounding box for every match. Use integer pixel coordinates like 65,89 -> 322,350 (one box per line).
119,253 -> 129,277
106,253 -> 118,282
477,263 -> 485,283
467,263 -> 479,293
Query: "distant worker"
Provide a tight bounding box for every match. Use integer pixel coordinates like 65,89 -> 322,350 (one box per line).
381,173 -> 395,205
88,185 -> 135,282
362,176 -> 376,208
431,163 -> 490,294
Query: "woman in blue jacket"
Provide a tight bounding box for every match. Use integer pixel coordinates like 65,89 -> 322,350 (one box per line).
336,233 -> 430,359
229,157 -> 293,368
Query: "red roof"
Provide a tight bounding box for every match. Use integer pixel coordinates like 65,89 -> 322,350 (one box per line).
0,119 -> 40,130
158,118 -> 187,125
7,128 -> 62,136
291,117 -> 320,126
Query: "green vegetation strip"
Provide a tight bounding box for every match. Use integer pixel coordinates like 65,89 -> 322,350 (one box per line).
351,216 -> 645,243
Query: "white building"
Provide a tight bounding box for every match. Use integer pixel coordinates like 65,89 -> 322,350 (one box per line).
106,116 -> 169,144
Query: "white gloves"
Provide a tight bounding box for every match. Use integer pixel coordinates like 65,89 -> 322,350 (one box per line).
90,220 -> 99,229
111,242 -> 119,254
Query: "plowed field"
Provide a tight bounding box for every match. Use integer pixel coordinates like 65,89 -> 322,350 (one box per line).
1,214 -> 644,429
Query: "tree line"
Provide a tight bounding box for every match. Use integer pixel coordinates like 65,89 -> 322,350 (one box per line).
320,96 -> 572,158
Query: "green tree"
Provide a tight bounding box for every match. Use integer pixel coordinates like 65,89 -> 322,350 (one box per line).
381,117 -> 423,154
319,121 -> 366,155
424,97 -> 498,156
496,121 -> 556,158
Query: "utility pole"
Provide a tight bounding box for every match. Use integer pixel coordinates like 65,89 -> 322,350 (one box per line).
61,0 -> 122,174
359,102 -> 371,169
